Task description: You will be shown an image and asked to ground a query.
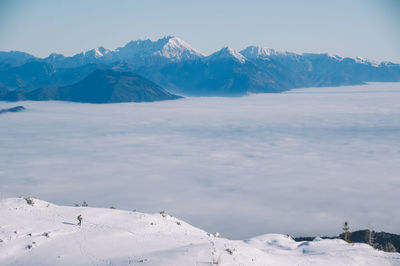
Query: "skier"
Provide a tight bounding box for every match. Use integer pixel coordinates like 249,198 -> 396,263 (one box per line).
77,214 -> 82,226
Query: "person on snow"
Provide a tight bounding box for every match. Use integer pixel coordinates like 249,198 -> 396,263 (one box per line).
77,214 -> 82,226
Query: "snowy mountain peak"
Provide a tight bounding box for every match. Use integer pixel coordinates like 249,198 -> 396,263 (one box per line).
327,53 -> 344,61
158,36 -> 204,59
116,36 -> 204,61
354,56 -> 380,67
240,46 -> 278,59
95,47 -> 110,57
240,46 -> 296,59
208,46 -> 247,63
81,46 -> 110,59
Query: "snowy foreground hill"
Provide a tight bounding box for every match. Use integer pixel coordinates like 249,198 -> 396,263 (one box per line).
1,198 -> 399,266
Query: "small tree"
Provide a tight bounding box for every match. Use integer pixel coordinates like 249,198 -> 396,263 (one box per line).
384,243 -> 396,252
343,221 -> 351,242
367,229 -> 375,247
24,198 -> 34,206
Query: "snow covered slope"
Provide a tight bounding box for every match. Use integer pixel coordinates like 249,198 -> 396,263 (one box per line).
240,46 -> 294,59
1,198 -> 399,266
112,36 -> 204,62
207,46 -> 247,63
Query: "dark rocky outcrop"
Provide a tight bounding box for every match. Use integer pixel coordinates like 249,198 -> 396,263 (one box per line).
0,105 -> 25,114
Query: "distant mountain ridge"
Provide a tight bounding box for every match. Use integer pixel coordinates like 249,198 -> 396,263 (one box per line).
1,36 -> 400,96
0,69 -> 181,103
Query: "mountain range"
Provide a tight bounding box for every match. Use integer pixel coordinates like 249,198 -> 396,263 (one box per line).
1,36 -> 400,99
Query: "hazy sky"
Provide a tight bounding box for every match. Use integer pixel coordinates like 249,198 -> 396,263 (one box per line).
1,0 -> 399,61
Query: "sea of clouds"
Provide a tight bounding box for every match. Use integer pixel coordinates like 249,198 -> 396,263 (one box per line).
1,82 -> 399,239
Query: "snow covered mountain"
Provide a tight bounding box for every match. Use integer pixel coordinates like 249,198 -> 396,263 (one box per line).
76,47 -> 111,61
206,46 -> 247,63
40,36 -> 204,68
239,46 -> 391,70
240,46 -> 292,59
43,47 -> 112,68
1,198 -> 399,266
354,56 -> 380,67
112,36 -> 204,62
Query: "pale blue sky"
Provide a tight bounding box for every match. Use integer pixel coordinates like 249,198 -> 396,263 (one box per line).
0,0 -> 399,62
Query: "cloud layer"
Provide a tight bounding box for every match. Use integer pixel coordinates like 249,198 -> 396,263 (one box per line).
1,82 -> 400,239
